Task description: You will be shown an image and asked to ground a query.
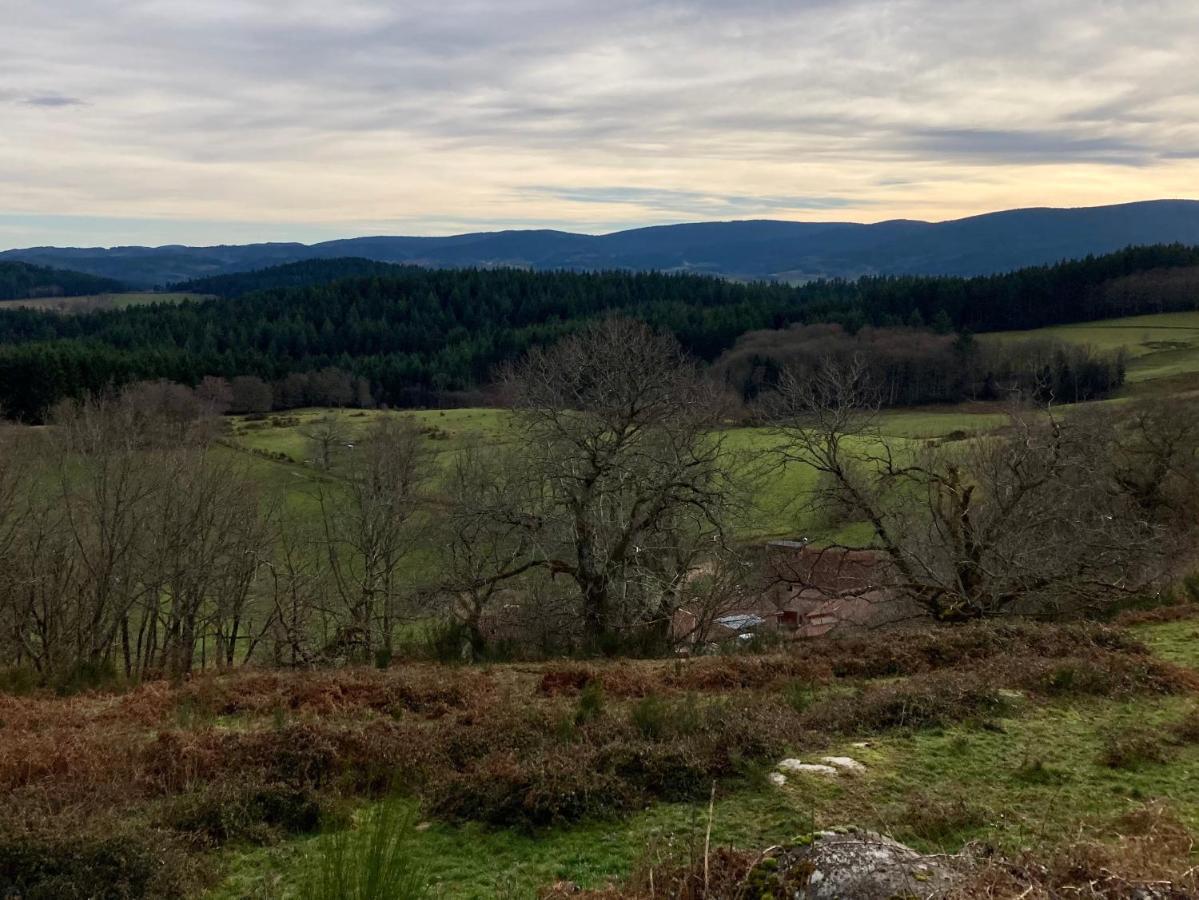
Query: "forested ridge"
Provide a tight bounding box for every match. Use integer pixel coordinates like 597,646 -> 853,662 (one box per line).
1,245 -> 1198,420
0,260 -> 125,301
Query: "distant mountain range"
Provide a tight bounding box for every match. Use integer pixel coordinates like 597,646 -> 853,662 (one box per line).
4,200 -> 1199,288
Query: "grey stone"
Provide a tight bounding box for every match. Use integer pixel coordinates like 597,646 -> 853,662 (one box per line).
779,830 -> 963,899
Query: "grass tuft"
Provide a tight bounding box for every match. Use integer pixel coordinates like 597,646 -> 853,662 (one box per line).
298,801 -> 432,900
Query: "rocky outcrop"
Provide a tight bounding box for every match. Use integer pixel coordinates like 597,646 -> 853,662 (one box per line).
778,829 -> 963,899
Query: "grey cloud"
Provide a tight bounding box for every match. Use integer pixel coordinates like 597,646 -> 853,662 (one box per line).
22,94 -> 85,107
529,186 -> 864,216
901,128 -> 1157,167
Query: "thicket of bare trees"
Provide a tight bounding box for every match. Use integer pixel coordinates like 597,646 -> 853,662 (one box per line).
766,358 -> 1199,621
0,388 -> 264,681
0,385 -> 432,683
718,323 -> 1126,406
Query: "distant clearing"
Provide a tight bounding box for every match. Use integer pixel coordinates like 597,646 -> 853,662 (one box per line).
0,291 -> 212,311
986,310 -> 1199,385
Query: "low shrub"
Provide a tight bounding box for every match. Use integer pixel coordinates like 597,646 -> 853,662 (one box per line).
802,620 -> 1141,680
425,748 -> 638,828
545,846 -> 812,900
1101,727 -> 1172,769
801,670 -> 1011,734
954,802 -> 1199,898
1025,654 -> 1190,698
165,777 -> 328,847
629,694 -> 702,740
1013,757 -> 1069,786
143,723 -> 343,791
0,831 -> 189,900
574,681 -> 605,726
1114,601 -> 1199,627
781,679 -> 817,714
1170,706 -> 1199,744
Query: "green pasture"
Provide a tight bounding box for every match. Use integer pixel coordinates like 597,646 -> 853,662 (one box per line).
985,310 -> 1199,385
225,405 -> 1006,543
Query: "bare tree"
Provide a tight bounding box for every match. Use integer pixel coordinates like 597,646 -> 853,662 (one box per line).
0,425 -> 55,671
1101,396 -> 1199,526
461,318 -> 739,650
302,413 -> 351,472
315,417 -> 429,662
260,511 -> 328,667
1,497 -> 81,676
436,445 -> 547,653
229,375 -> 274,414
768,357 -> 1176,621
196,376 -> 234,415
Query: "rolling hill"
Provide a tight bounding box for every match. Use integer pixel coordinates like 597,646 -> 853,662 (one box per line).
3,200 -> 1198,288
0,260 -> 125,300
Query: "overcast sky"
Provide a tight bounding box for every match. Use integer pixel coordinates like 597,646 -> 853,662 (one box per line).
2,0 -> 1198,248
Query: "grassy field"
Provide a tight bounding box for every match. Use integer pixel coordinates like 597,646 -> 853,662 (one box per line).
225,405 -> 1007,543
985,309 -> 1199,385
0,291 -> 212,311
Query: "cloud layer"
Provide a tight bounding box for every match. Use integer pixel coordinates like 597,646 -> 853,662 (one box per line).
2,0 -> 1198,246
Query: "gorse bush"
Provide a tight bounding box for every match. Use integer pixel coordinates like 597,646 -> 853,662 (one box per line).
298,801 -> 432,900
53,659 -> 124,696
0,665 -> 38,696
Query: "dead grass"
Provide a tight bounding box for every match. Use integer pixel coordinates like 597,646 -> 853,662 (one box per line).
953,802 -> 1199,898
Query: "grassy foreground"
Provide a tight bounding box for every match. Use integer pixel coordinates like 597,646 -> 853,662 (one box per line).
4,610 -> 1197,899
206,614 -> 1199,898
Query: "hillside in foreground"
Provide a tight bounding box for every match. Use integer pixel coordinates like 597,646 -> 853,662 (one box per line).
3,611 -> 1197,898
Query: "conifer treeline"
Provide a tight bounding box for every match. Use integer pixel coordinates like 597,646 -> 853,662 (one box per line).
0,245 -> 1196,420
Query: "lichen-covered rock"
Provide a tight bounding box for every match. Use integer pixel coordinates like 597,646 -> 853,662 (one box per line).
820,755 -> 866,773
777,758 -> 839,776
779,829 -> 963,899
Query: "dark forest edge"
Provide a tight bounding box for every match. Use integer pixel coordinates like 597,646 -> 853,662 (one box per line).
0,244 -> 1196,420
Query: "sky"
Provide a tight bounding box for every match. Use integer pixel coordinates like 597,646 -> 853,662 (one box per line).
2,0 -> 1198,249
